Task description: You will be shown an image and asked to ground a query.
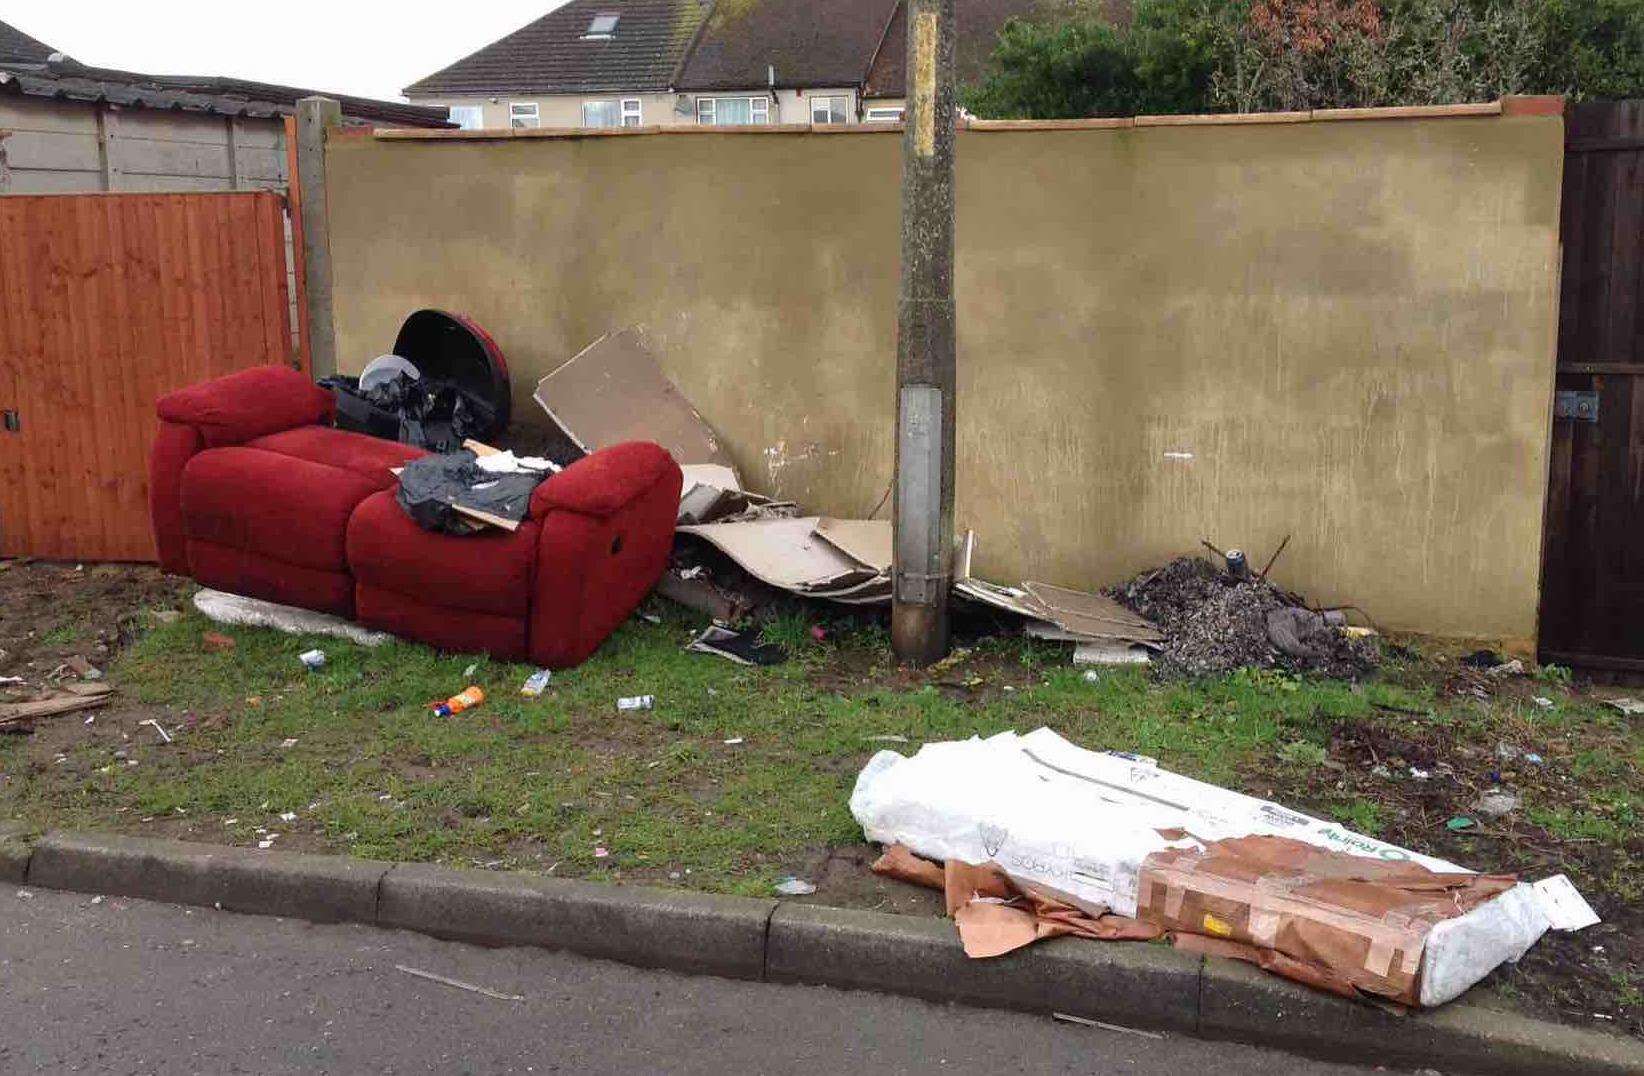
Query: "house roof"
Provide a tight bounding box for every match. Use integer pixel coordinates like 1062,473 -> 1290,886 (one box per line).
675,0 -> 899,91
0,56 -> 451,127
0,17 -> 57,64
404,0 -> 712,96
863,0 -> 1054,100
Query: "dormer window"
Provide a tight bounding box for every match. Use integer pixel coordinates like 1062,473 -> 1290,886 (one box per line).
583,13 -> 619,39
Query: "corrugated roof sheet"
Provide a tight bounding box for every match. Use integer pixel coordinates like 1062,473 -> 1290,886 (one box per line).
0,58 -> 451,127
676,0 -> 899,91
0,17 -> 56,64
404,0 -> 712,96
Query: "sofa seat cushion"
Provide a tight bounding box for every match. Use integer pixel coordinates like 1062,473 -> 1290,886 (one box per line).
245,427 -> 425,490
186,539 -> 355,618
354,586 -> 527,661
180,447 -> 384,572
347,490 -> 541,619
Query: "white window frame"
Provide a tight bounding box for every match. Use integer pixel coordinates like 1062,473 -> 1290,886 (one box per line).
695,96 -> 770,126
583,12 -> 619,38
447,105 -> 485,130
509,102 -> 540,129
810,95 -> 848,125
582,100 -> 618,127
621,97 -> 642,126
865,106 -> 905,123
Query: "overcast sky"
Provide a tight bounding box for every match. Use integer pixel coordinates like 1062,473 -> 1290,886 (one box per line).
4,1 -> 568,102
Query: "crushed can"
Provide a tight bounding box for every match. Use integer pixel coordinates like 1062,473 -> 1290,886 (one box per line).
616,694 -> 654,712
298,649 -> 326,671
520,669 -> 552,697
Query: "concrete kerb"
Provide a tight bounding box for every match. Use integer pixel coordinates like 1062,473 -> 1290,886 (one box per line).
14,830 -> 1643,1076
0,821 -> 37,884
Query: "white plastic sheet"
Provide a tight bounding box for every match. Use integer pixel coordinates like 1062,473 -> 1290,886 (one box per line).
851,729 -> 1580,1006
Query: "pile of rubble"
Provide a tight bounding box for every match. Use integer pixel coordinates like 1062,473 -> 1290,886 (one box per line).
1107,556 -> 1378,679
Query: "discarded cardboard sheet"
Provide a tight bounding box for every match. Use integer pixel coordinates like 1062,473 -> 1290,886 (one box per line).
852,728 -> 1577,1007
1021,582 -> 1164,645
535,329 -> 734,468
812,518 -> 892,574
676,517 -> 887,596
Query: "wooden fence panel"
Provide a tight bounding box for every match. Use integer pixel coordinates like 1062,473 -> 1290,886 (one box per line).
0,191 -> 293,561
1540,100 -> 1644,670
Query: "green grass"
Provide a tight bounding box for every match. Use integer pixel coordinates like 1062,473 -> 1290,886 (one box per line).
0,604 -> 1637,906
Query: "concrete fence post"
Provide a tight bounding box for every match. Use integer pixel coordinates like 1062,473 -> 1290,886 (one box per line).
295,97 -> 342,379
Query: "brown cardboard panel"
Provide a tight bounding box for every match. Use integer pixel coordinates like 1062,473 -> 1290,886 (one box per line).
534,329 -> 734,467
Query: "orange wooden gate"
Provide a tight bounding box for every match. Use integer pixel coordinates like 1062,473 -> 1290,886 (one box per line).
0,192 -> 294,561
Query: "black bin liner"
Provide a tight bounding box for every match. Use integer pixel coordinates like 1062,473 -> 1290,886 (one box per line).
321,310 -> 511,452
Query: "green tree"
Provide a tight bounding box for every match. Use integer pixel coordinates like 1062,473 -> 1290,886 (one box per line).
963,0 -> 1644,119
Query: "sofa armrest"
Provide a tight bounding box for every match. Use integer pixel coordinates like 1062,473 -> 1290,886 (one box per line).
156,365 -> 334,448
529,442 -> 681,521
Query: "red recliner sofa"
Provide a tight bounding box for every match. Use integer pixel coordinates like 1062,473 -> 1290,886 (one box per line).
150,365 -> 681,668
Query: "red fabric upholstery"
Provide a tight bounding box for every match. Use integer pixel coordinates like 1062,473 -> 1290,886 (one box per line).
181,448 -> 381,572
530,441 -> 680,520
529,450 -> 681,668
149,363 -> 679,668
187,538 -> 355,617
156,365 -> 334,448
348,491 -> 540,618
354,585 -> 528,661
149,420 -> 203,574
247,427 -> 425,490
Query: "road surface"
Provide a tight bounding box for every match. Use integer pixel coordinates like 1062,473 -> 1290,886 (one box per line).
0,881 -> 1393,1074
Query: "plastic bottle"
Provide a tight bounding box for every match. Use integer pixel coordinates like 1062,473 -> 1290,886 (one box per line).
433,686 -> 485,717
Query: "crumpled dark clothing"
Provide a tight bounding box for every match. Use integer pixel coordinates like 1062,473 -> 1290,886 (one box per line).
396,449 -> 544,535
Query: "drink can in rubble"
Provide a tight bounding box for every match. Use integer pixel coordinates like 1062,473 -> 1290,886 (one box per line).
616,694 -> 654,712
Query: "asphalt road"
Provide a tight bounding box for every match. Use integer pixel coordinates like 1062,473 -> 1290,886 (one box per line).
0,882 -> 1395,1075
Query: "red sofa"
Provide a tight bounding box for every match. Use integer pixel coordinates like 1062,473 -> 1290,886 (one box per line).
150,365 -> 681,668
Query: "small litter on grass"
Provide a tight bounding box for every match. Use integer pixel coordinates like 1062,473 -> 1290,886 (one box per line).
616,695 -> 654,712
685,625 -> 786,666
432,686 -> 485,718
1051,1012 -> 1166,1040
15,890 -> 32,899
1532,696 -> 1554,710
0,676 -> 24,686
201,632 -> 236,654
520,669 -> 552,697
1445,816 -> 1476,831
640,612 -> 662,624
593,846 -> 610,858
395,964 -> 525,1002
865,734 -> 910,743
298,649 -> 326,671
462,663 -> 478,679
280,738 -> 299,749
139,719 -> 172,744
1462,649 -> 1504,669
1474,789 -> 1521,819
1490,659 -> 1525,676
278,811 -> 297,823
774,877 -> 817,896
723,736 -> 744,745
1604,697 -> 1644,716
257,835 -> 278,849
